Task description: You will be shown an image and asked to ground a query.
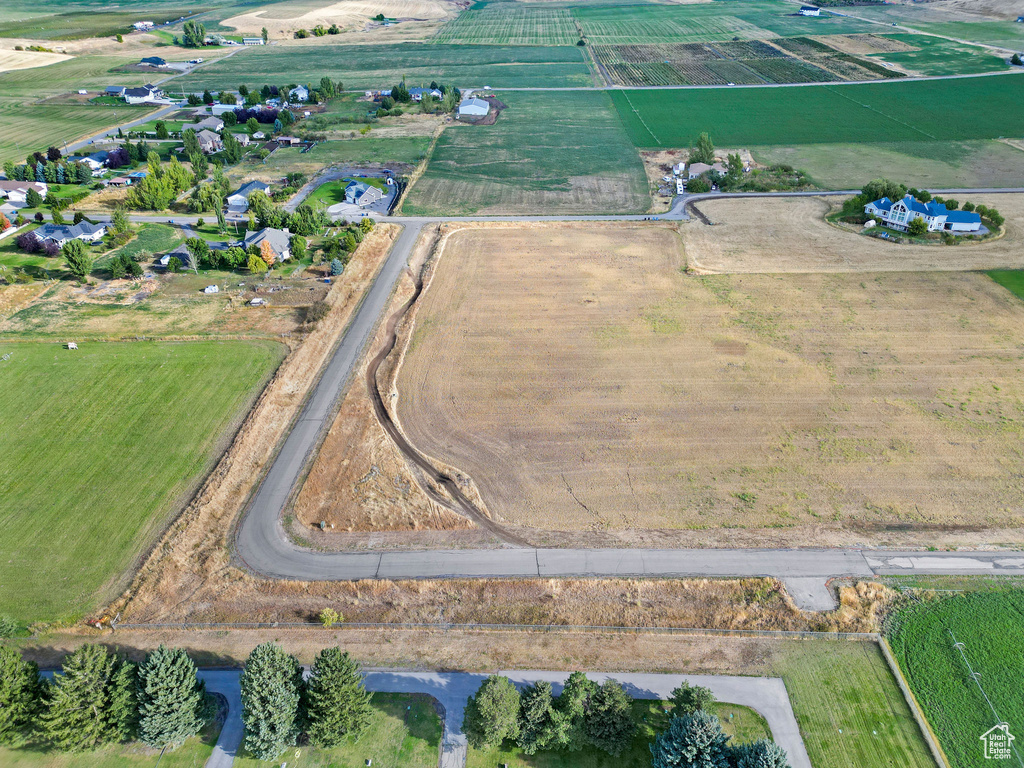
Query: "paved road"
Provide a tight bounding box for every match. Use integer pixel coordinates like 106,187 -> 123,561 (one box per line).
194,668 -> 811,768
64,102 -> 183,156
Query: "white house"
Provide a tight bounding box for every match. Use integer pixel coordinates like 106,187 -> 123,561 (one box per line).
226,180 -> 271,214
78,151 -> 109,171
457,97 -> 489,118
133,21 -> 155,30
799,5 -> 821,16
289,85 -> 310,102
408,87 -> 443,102
864,194 -> 982,233
32,221 -> 106,247
345,180 -> 384,207
242,38 -> 265,45
0,181 -> 48,205
123,84 -> 164,104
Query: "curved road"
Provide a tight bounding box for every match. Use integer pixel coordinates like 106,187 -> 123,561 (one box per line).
220,191 -> 1024,610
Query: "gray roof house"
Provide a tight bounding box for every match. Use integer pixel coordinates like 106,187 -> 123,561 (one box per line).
227,180 -> 271,213
686,161 -> 727,180
196,129 -> 223,154
345,180 -> 384,207
289,85 -> 309,102
457,97 -> 489,118
181,116 -> 224,133
243,227 -> 292,261
105,85 -> 126,97
32,221 -> 106,247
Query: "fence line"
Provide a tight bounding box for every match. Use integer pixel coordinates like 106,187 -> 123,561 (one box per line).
111,619 -> 878,641
878,636 -> 951,768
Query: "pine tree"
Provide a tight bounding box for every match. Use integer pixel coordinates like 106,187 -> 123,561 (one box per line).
107,658 -> 138,742
304,648 -> 372,748
0,646 -> 44,746
462,675 -> 520,749
671,681 -> 716,716
40,645 -> 134,751
650,711 -> 731,768
517,681 -> 567,755
240,643 -> 303,760
556,671 -> 597,752
136,646 -> 207,749
731,739 -> 791,768
62,238 -> 95,281
584,680 -> 635,756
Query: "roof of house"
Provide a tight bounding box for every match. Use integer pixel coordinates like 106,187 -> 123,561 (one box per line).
801,5 -> 820,10
196,129 -> 221,143
183,117 -> 224,131
229,180 -> 271,199
869,195 -> 983,223
140,56 -> 166,66
34,221 -> 105,241
86,151 -> 109,163
243,227 -> 290,256
945,210 -> 982,223
0,180 -> 46,193
124,86 -> 158,98
688,161 -> 726,174
105,85 -> 126,94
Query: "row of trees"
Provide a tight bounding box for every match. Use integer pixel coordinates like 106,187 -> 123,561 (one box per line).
0,644 -> 211,752
295,23 -> 342,37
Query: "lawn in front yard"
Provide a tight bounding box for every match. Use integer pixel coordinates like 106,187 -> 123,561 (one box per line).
0,339 -> 286,623
233,693 -> 441,767
467,700 -> 769,768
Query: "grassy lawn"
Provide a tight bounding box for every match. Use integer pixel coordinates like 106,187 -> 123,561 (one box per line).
96,223 -> 183,271
234,693 -> 441,768
178,43 -> 593,92
254,139 -> 430,176
404,90 -> 649,216
468,700 -> 768,768
610,75 -> 1024,149
0,719 -> 221,767
751,140 -> 1024,190
888,592 -> 1024,768
0,339 -> 286,623
987,269 -> 1024,301
767,641 -> 936,768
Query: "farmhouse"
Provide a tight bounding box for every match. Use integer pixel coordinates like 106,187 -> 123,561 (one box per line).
243,227 -> 291,261
457,97 -> 489,118
32,221 -> 106,247
687,161 -> 726,179
78,151 -> 109,171
865,195 -> 982,233
123,84 -> 164,104
139,56 -> 168,68
226,180 -> 271,213
289,85 -> 310,102
345,180 -> 384,207
0,181 -> 48,204
181,116 -> 224,133
800,5 -> 821,16
409,87 -> 443,102
196,129 -> 223,154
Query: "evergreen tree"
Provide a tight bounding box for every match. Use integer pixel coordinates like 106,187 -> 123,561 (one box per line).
40,645 -> 134,751
107,658 -> 138,742
691,132 -> 715,164
671,681 -> 716,716
304,648 -> 372,748
556,671 -> 597,752
62,239 -> 94,281
584,680 -> 635,756
240,642 -> 303,760
462,675 -> 521,749
0,646 -> 44,746
731,739 -> 791,768
329,258 -> 344,276
517,681 -> 567,755
182,129 -> 201,158
136,646 -> 207,748
650,711 -> 731,768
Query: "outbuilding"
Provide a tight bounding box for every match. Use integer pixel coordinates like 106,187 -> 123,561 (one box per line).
457,97 -> 489,118
799,5 -> 821,16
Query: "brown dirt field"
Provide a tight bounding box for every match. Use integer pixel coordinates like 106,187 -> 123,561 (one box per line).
817,34 -> 919,56
684,195 -> 1024,273
0,48 -> 72,72
292,223 -> 471,535
221,0 -> 460,37
393,222 -> 1024,548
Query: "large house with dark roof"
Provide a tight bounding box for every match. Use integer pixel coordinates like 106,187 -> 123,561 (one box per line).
32,221 -> 106,247
123,84 -> 164,104
864,195 -> 982,233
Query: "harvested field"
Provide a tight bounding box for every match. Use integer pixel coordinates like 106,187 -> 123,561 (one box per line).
393,222 -> 1024,546
222,0 -> 458,37
0,47 -> 70,72
684,195 -> 1024,273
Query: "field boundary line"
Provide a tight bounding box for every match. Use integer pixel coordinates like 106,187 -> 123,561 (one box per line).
111,618 -> 878,640
878,636 -> 951,768
822,85 -> 938,141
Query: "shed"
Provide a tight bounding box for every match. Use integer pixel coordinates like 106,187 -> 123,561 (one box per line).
457,97 -> 490,118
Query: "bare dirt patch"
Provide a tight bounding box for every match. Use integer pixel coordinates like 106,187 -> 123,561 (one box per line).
221,0 -> 460,37
684,195 -> 1024,273
817,34 -> 919,56
392,222 -> 1024,548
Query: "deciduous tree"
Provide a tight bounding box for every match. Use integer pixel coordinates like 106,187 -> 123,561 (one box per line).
556,671 -> 597,752
462,675 -> 520,749
62,239 -> 94,280
691,131 -> 715,164
671,681 -> 715,716
183,20 -> 206,47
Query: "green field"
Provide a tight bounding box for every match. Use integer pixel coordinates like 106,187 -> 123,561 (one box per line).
988,270 -> 1024,301
0,8 -> 194,40
234,693 -> 441,768
911,21 -> 1024,51
867,35 -> 1010,77
434,5 -> 579,45
254,138 -> 430,176
610,75 -> 1024,148
96,224 -> 184,272
0,721 -> 220,767
404,91 -> 649,215
888,592 -> 1024,768
769,641 -> 936,768
177,43 -> 593,92
0,339 -> 285,623
752,139 -> 1024,190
